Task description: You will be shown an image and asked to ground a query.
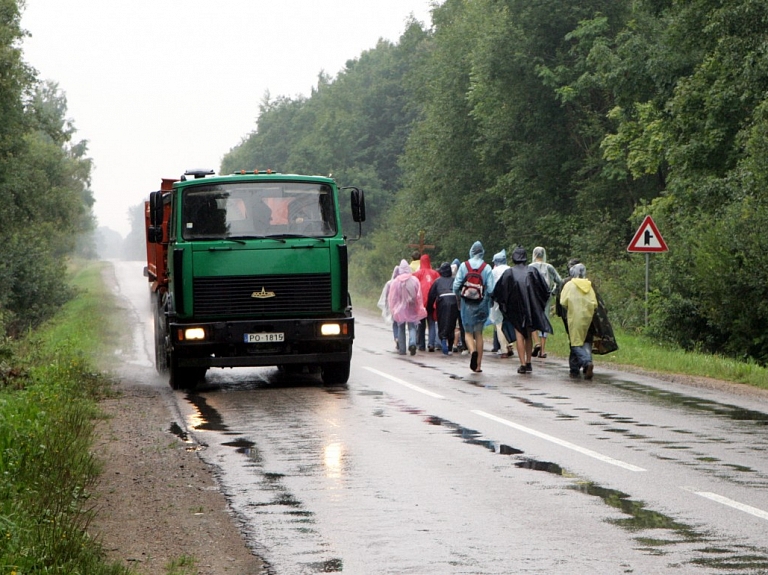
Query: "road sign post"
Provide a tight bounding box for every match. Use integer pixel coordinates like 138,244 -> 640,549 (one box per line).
627,215 -> 668,327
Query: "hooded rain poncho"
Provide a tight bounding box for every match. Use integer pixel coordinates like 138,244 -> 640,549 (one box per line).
559,276 -> 597,347
453,241 -> 495,332
388,259 -> 427,324
491,246 -> 552,334
377,265 -> 401,324
413,253 -> 440,309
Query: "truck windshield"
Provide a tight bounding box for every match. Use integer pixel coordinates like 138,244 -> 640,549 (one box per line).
181,182 -> 337,240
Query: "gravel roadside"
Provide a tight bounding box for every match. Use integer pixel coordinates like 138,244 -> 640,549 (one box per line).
90,371 -> 265,575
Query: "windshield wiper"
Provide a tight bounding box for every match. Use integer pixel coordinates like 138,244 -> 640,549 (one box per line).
267,234 -> 327,241
230,235 -> 287,243
193,236 -> 246,244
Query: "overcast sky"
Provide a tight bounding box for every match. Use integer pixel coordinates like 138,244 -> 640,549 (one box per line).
20,1 -> 435,237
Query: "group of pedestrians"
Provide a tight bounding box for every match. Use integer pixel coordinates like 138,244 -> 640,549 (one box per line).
378,242 -> 610,379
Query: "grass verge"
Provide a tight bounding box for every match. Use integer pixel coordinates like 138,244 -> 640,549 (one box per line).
0,260 -> 131,575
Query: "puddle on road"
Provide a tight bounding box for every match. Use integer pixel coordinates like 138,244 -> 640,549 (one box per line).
516,456 -> 768,570
515,459 -> 564,474
185,393 -> 229,432
221,437 -> 263,462
306,558 -> 343,573
610,380 -> 768,427
169,421 -> 189,442
511,455 -> 768,569
405,404 -> 768,571
501,381 -> 768,484
168,421 -> 203,452
426,415 -> 524,456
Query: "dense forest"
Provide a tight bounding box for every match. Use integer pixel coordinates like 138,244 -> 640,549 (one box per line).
221,0 -> 768,365
3,0 -> 767,364
0,0 -> 95,336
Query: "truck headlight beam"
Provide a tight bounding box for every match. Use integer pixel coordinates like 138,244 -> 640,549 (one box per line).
320,323 -> 342,336
183,327 -> 206,341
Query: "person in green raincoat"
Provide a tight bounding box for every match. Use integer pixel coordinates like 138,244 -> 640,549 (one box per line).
559,263 -> 598,379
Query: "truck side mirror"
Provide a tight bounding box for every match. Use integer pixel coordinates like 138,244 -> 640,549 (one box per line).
350,188 -> 366,223
147,191 -> 165,244
150,191 -> 164,227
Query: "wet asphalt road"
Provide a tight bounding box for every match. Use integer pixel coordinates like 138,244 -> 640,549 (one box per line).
111,261 -> 768,574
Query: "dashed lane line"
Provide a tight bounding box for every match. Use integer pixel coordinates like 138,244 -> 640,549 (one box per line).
683,488 -> 768,522
472,409 -> 647,472
363,367 -> 445,399
363,367 -> 768,523
361,367 -> 644,471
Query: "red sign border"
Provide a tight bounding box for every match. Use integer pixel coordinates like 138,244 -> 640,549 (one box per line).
627,215 -> 668,253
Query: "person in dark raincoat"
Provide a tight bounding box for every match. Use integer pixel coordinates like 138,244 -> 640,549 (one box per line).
491,246 -> 552,374
427,262 -> 460,355
529,246 -> 562,359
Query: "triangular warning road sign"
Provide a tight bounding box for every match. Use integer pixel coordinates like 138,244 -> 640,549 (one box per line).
627,215 -> 668,253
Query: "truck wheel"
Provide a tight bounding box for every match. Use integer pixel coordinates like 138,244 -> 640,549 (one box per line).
169,365 -> 206,391
154,315 -> 168,373
168,353 -> 206,391
321,361 -> 350,385
153,292 -> 169,374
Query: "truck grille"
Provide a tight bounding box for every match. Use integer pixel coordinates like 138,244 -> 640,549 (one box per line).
193,274 -> 332,316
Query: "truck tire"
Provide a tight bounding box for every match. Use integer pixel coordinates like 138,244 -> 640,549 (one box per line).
320,360 -> 350,385
153,292 -> 169,374
154,315 -> 168,374
168,354 -> 206,391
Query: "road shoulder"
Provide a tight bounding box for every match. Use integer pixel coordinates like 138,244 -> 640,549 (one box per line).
90,376 -> 264,575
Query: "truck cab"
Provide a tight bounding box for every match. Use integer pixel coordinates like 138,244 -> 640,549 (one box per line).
145,170 -> 365,389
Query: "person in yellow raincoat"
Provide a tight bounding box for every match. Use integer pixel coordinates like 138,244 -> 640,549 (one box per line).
559,263 -> 598,379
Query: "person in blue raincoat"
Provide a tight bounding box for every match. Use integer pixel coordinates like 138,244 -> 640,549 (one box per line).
453,241 -> 495,373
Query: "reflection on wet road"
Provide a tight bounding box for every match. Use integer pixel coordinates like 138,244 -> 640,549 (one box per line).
111,261 -> 768,574
176,336 -> 768,573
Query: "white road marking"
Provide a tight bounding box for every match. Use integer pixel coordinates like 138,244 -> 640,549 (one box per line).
363,367 -> 445,399
362,367 -> 643,471
472,410 -> 646,472
683,488 -> 768,521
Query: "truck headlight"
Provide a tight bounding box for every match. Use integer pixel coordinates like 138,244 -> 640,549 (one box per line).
320,323 -> 341,336
184,327 -> 206,341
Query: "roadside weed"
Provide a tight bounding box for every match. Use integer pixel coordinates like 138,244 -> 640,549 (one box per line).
165,554 -> 199,575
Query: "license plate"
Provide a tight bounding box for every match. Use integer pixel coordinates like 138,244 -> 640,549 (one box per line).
244,332 -> 284,343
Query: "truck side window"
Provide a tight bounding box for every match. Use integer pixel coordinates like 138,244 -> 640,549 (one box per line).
184,194 -> 227,237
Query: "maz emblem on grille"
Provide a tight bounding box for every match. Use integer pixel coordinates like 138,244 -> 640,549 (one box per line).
251,287 -> 276,299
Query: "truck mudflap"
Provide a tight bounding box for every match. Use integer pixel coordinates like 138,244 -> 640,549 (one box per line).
169,317 -> 354,369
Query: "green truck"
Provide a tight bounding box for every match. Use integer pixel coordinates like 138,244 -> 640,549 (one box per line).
144,169 -> 365,390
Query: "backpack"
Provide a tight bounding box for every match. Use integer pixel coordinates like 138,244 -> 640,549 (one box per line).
460,261 -> 487,301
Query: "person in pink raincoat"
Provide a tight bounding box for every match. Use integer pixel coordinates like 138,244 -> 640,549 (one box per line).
377,264 -> 403,351
387,259 -> 428,356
